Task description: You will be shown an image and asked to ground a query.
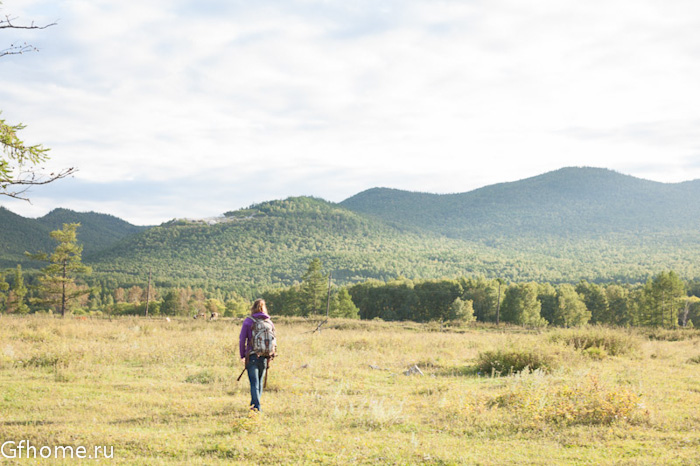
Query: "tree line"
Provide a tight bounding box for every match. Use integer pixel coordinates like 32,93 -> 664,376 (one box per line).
1,223 -> 698,328
263,266 -> 698,328
344,273 -> 697,327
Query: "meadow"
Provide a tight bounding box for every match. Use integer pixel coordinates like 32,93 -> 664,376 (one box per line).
1,315 -> 699,465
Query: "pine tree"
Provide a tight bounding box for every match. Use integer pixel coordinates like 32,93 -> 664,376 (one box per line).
7,264 -> 30,314
639,271 -> 685,327
28,223 -> 91,317
0,270 -> 9,313
300,258 -> 327,316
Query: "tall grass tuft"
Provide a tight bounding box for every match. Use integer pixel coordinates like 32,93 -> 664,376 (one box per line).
549,327 -> 640,356
475,347 -> 558,375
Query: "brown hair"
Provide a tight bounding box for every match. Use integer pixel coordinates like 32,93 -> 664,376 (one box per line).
251,299 -> 267,315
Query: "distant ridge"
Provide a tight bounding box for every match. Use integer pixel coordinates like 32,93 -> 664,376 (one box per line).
37,208 -> 146,256
340,167 -> 700,238
0,208 -> 146,267
0,207 -> 52,266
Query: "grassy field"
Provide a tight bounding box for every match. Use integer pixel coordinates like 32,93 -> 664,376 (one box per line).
1,316 -> 699,465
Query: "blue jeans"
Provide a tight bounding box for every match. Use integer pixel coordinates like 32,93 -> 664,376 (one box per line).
247,354 -> 267,410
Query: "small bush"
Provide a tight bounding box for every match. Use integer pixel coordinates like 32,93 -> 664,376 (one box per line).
476,347 -> 557,375
24,354 -> 61,368
185,369 -> 218,384
491,372 -> 648,426
583,346 -> 608,360
550,327 -> 640,356
687,355 -> 700,364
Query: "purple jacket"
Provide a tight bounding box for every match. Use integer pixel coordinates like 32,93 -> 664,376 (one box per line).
239,312 -> 274,358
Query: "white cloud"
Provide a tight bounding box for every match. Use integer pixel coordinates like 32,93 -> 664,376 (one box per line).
2,0 -> 700,222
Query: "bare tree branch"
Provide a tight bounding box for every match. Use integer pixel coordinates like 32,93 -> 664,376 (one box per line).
1,166 -> 76,194
1,14 -> 57,30
0,13 -> 57,58
0,42 -> 37,57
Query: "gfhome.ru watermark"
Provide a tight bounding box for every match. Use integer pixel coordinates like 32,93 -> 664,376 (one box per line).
2,440 -> 114,460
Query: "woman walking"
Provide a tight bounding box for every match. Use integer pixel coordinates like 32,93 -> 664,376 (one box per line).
239,299 -> 276,411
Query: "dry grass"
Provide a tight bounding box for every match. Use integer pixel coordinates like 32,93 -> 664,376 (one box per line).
1,315 -> 699,464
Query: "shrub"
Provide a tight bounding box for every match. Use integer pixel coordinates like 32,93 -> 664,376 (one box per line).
640,327 -> 700,341
23,354 -> 61,368
687,355 -> 700,364
491,372 -> 648,426
476,347 -> 558,375
550,327 -> 640,356
583,346 -> 608,360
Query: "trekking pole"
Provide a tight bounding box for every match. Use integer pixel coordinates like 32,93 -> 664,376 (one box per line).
236,367 -> 247,382
237,353 -> 251,382
263,358 -> 271,389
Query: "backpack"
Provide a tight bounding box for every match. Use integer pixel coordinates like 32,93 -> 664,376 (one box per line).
250,317 -> 276,357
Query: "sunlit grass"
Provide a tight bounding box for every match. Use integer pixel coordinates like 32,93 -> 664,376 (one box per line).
1,315 -> 699,464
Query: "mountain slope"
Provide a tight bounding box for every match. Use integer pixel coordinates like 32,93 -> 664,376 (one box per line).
341,167 -> 700,238
0,207 -> 145,267
0,207 -> 52,267
90,196 -> 497,291
37,208 -> 146,257
88,188 -> 700,291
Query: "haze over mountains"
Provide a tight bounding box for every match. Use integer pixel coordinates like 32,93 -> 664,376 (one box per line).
2,167 -> 699,291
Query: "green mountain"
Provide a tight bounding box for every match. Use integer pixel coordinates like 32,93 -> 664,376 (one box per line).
4,167 -> 700,291
340,167 -> 700,238
0,207 -> 52,268
0,207 -> 145,268
89,196 -> 494,292
87,167 -> 700,291
37,208 -> 146,257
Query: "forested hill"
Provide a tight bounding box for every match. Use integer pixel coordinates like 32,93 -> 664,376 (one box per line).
340,167 -> 700,238
89,189 -> 700,290
0,207 -> 53,267
0,207 -> 146,267
4,167 -> 700,290
37,208 -> 147,255
88,196 -> 494,292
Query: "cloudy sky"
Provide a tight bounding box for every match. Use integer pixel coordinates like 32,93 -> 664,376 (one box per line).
2,0 -> 700,225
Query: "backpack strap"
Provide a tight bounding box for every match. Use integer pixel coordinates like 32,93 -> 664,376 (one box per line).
246,317 -> 259,357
